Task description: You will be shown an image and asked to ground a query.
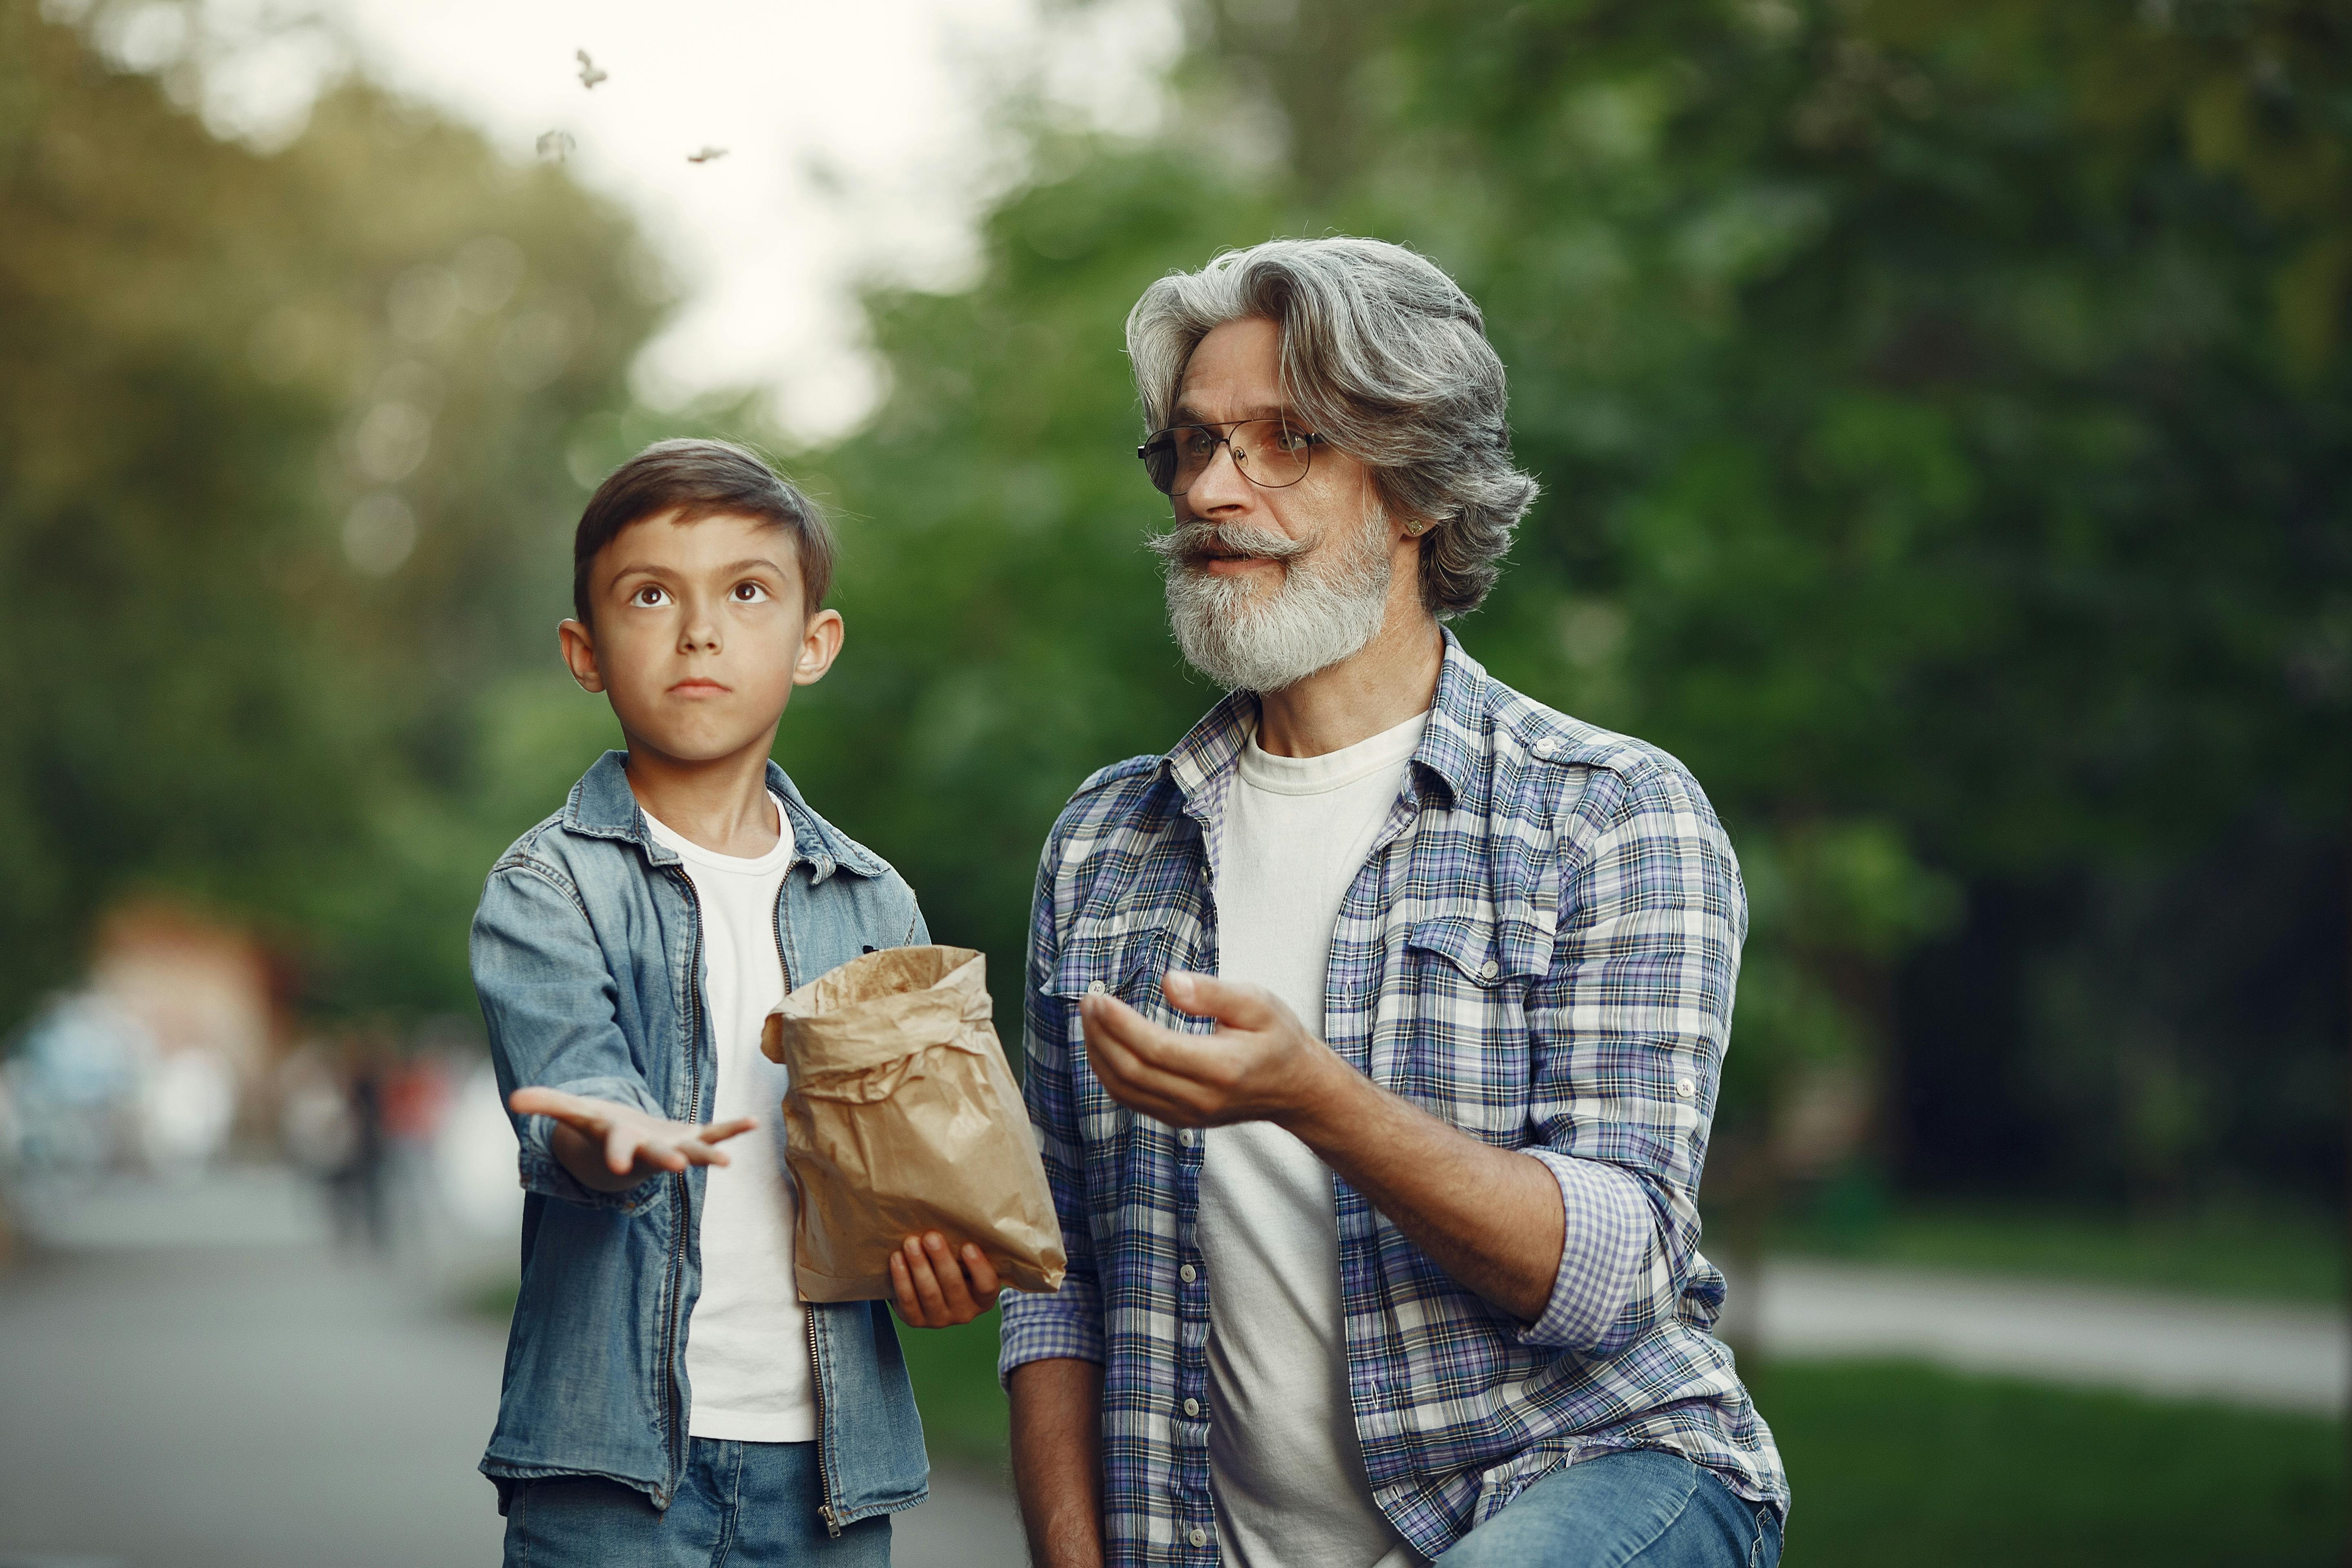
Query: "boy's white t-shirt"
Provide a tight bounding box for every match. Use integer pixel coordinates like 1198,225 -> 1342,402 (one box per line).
1202,711 -> 1430,1568
641,793 -> 815,1443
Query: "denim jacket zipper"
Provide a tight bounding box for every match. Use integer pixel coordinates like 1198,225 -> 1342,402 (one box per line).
775,874 -> 846,1537
661,867 -> 708,1505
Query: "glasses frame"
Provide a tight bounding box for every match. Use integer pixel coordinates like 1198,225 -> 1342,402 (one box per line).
1137,419 -> 1328,497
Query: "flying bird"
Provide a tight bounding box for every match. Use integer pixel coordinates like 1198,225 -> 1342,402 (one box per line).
536,129 -> 575,163
575,49 -> 607,89
687,147 -> 729,164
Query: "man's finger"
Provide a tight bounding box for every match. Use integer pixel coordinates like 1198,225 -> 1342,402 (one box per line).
1161,970 -> 1284,1031
1083,994 -> 1229,1079
924,1233 -> 975,1316
1084,1034 -> 1215,1128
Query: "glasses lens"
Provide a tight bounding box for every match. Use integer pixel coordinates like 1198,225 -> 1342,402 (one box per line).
1140,432 -> 1179,494
1235,420 -> 1311,488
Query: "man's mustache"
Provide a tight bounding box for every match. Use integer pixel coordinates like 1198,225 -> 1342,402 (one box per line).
1145,520 -> 1310,568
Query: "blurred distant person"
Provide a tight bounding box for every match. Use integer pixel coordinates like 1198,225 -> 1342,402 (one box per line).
471,440 -> 994,1565
1003,239 -> 1788,1568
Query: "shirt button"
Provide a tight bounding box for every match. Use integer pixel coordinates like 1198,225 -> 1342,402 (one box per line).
1179,1263 -> 1198,1284
1478,958 -> 1499,980
1532,737 -> 1555,758
1183,1397 -> 1201,1416
1677,1077 -> 1696,1098
1087,980 -> 1107,996
1189,1527 -> 1209,1548
1178,1128 -> 1195,1146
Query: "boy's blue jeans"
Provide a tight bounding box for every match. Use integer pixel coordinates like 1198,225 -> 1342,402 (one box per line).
1435,1449 -> 1784,1568
502,1439 -> 891,1567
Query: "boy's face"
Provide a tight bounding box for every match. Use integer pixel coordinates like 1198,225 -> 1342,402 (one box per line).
557,508 -> 842,767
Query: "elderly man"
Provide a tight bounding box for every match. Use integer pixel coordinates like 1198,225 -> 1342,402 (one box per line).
999,238 -> 1786,1568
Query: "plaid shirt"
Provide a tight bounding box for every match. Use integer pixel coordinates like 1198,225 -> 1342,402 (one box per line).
999,632 -> 1787,1565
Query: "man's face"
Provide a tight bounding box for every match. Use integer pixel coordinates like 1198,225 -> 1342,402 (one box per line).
559,509 -> 837,765
1155,316 -> 1400,692
1169,316 -> 1381,580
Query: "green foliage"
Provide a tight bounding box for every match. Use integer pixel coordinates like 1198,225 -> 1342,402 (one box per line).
801,0 -> 2349,1203
0,0 -> 662,1026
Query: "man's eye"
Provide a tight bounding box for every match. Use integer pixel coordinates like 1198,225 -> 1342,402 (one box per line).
1180,429 -> 1217,457
1275,428 -> 1314,452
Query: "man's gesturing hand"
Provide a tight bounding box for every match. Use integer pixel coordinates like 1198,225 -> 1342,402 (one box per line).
1079,971 -> 1343,1131
508,1087 -> 755,1193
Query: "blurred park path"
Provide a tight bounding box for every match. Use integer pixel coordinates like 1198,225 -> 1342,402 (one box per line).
0,1167 -> 1024,1568
1752,1259 -> 2349,1416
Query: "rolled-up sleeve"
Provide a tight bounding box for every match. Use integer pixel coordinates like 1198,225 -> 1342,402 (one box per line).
471,859 -> 667,1214
999,834 -> 1105,1381
1518,759 -> 1745,1356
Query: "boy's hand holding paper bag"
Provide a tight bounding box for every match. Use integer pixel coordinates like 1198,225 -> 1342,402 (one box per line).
762,945 -> 1066,1322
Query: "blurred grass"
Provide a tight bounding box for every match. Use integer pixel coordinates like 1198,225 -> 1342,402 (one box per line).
1769,1197 -> 2347,1304
1754,1360 -> 2346,1567
900,1332 -> 2348,1564
898,1307 -> 1012,1468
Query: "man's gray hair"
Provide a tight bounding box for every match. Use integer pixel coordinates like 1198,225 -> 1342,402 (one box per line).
1126,237 -> 1539,619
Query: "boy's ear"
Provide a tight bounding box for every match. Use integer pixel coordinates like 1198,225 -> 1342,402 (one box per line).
558,618 -> 606,694
794,608 -> 845,688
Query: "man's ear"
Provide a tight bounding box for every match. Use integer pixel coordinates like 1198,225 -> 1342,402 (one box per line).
794,608 -> 846,687
558,618 -> 606,694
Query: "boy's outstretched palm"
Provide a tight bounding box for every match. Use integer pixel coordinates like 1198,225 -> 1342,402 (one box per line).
510,1087 -> 755,1192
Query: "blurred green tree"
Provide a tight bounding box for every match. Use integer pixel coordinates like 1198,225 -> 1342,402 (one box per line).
795,0 -> 2349,1220
0,0 -> 662,1027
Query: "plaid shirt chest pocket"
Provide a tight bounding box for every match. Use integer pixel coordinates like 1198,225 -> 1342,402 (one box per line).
1381,912 -> 1539,1143
1045,903 -> 1202,1194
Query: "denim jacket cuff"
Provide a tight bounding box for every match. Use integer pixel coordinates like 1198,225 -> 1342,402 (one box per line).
516,1074 -> 670,1213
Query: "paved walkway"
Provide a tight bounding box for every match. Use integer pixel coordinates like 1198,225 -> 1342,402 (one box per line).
0,1171 -> 1024,1568
1752,1258 -> 2349,1415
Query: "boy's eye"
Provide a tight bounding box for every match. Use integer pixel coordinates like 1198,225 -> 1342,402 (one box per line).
630,584 -> 670,608
731,581 -> 770,603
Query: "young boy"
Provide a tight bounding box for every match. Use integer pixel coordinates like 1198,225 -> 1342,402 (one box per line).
472,438 -> 998,1564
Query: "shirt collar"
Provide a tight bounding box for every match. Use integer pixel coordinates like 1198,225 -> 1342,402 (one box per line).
1161,626 -> 1489,815
563,749 -> 884,883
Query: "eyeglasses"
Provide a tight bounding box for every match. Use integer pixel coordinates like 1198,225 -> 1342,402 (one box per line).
1137,419 -> 1327,497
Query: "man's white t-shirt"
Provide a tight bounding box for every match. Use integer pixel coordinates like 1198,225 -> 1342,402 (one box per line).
1203,711 -> 1430,1568
642,793 -> 815,1443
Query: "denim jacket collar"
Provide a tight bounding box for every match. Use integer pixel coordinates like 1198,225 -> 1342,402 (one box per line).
562,749 -> 889,884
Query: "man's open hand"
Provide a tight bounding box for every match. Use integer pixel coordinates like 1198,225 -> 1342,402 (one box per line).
1079,971 -> 1342,1131
508,1087 -> 755,1192
889,1232 -> 1004,1327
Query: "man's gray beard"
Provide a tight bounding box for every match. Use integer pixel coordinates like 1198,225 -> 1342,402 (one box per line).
1149,514 -> 1392,693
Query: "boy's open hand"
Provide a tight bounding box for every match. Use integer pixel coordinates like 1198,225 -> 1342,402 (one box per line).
889,1232 -> 1003,1328
509,1087 -> 755,1193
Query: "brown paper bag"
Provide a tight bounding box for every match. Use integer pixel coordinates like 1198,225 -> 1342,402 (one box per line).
760,945 -> 1066,1303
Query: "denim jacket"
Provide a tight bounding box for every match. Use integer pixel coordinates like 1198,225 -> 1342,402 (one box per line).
470,749 -> 931,1528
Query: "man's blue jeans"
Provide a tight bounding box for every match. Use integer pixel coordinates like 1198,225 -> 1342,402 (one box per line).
1436,1448 -> 1784,1568
501,1439 -> 893,1567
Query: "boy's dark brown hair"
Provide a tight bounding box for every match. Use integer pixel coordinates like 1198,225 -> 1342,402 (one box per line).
572,438 -> 836,623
